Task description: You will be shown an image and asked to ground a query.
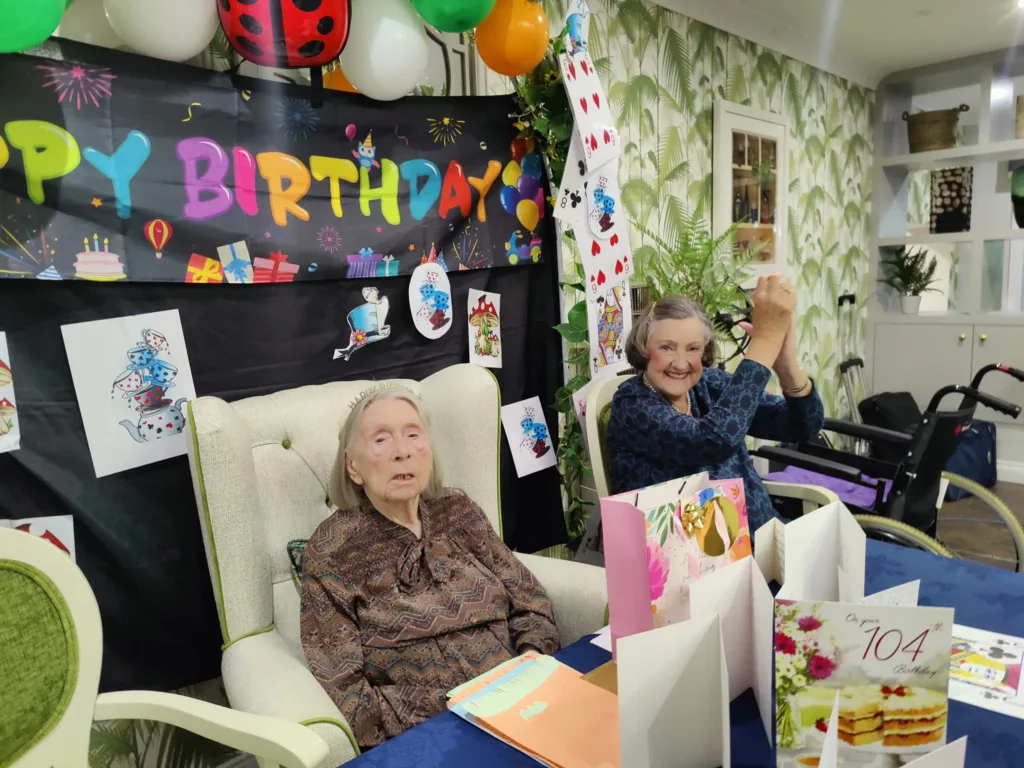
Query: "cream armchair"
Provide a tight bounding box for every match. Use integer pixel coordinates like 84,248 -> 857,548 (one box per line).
186,364 -> 608,766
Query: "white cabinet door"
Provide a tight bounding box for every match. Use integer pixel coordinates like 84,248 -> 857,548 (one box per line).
872,323 -> 973,411
971,326 -> 1024,424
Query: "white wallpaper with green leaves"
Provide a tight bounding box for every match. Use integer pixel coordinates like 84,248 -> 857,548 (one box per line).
485,0 -> 876,419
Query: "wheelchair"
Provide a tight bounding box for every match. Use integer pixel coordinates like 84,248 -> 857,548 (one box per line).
757,364 -> 1024,573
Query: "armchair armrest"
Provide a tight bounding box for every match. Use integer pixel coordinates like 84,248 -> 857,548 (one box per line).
822,418 -> 913,446
94,690 -> 329,768
753,445 -> 863,483
516,553 -> 607,647
221,628 -> 359,765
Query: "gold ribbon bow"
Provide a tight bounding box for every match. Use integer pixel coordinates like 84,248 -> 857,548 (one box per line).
680,501 -> 705,537
187,257 -> 223,284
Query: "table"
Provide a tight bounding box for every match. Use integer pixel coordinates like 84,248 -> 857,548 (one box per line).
347,540 -> 1024,768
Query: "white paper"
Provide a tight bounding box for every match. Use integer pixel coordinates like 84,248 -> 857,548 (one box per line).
903,737 -> 968,767
782,501 -> 866,602
753,517 -> 784,585
61,310 -> 197,478
690,557 -> 774,739
467,289 -> 502,368
617,614 -> 729,768
408,262 -> 453,340
0,332 -> 19,453
0,515 -> 76,561
500,397 -> 557,478
587,273 -> 632,380
817,691 -> 841,768
949,624 -> 1024,720
860,580 -> 921,607
590,625 -> 612,652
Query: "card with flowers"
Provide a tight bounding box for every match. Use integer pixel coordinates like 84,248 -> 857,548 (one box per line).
774,598 -> 954,766
601,473 -> 753,656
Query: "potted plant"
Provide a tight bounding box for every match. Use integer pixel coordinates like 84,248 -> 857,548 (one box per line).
632,212 -> 760,364
878,246 -> 938,314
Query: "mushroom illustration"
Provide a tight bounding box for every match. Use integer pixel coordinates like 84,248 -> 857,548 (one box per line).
469,295 -> 499,336
0,397 -> 15,435
0,359 -> 10,388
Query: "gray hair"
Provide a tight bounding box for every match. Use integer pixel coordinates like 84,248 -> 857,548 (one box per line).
328,386 -> 445,511
625,295 -> 716,371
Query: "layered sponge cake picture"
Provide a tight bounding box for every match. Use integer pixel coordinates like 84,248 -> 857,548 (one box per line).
837,684 -> 947,748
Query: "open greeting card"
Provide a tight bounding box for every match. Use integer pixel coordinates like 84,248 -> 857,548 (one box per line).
601,473 -> 752,655
774,585 -> 954,767
755,501 -> 866,602
617,614 -> 730,768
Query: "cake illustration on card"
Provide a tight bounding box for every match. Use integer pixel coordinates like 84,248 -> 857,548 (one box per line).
75,234 -> 126,281
775,597 -> 954,765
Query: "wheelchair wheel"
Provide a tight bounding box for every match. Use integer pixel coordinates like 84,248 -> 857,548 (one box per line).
935,472 -> 1024,573
853,514 -> 954,558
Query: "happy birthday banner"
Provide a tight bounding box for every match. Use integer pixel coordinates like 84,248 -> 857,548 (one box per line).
0,42 -> 551,284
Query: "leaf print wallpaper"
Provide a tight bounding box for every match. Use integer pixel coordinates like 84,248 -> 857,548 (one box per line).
483,0 -> 876,419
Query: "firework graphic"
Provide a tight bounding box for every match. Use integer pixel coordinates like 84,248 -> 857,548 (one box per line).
451,231 -> 488,271
276,98 -> 320,141
317,225 -> 342,254
37,63 -> 116,110
427,116 -> 466,147
0,223 -> 42,276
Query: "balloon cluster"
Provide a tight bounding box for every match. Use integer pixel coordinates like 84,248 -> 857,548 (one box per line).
499,138 -> 545,233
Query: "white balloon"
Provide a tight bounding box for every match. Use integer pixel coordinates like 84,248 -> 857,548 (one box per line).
57,0 -> 123,49
102,0 -> 218,62
340,0 -> 429,101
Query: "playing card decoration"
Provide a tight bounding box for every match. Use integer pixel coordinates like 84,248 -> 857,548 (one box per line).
409,262 -> 453,340
500,396 -> 557,478
557,0 -> 620,173
587,275 -> 632,378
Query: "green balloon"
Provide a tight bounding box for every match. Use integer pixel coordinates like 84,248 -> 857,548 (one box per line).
0,0 -> 66,53
411,0 -> 497,34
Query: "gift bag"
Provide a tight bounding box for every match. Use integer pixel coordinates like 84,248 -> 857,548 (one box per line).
601,473 -> 752,655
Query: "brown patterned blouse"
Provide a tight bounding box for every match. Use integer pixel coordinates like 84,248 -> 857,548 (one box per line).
300,488 -> 560,749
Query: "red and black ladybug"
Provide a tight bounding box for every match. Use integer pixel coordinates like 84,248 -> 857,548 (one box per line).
218,0 -> 351,68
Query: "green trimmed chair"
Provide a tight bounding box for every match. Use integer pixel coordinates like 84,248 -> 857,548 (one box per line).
0,526 -> 329,768
185,363 -> 609,766
583,374 -> 838,511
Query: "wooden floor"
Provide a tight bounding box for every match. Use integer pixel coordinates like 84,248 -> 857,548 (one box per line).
937,482 -> 1024,572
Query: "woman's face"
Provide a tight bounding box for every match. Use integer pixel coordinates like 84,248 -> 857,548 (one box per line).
645,317 -> 707,401
347,398 -> 433,505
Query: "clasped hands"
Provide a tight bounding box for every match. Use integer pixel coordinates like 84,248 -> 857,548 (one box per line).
737,274 -> 808,392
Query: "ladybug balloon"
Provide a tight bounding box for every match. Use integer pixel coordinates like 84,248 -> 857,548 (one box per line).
218,0 -> 352,68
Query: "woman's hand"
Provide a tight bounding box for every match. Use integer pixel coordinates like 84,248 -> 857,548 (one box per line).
738,313 -> 799,373
743,274 -> 795,370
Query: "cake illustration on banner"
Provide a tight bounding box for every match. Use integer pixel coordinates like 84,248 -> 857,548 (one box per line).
36,265 -> 62,280
74,234 -> 126,281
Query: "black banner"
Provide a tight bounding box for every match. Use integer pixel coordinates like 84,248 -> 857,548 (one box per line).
0,41 -> 550,283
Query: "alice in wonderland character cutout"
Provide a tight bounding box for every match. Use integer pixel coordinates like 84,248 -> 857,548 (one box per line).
334,286 -> 391,361
408,262 -> 453,339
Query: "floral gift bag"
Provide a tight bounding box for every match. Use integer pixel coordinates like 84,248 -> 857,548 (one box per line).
601,473 -> 753,655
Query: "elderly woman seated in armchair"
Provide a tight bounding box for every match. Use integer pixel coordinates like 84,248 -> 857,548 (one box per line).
300,387 -> 559,749
608,275 -> 825,532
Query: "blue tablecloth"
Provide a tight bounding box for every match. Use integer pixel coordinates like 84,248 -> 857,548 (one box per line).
347,540 -> 1024,767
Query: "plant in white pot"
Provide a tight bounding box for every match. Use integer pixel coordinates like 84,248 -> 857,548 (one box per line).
878,246 -> 938,314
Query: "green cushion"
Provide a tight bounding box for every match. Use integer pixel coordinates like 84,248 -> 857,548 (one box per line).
598,402 -> 614,487
0,561 -> 78,766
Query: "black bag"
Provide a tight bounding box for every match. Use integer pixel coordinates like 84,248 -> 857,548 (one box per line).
944,420 -> 997,500
859,391 -> 923,464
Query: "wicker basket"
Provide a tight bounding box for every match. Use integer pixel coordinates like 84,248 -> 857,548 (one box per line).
902,104 -> 969,153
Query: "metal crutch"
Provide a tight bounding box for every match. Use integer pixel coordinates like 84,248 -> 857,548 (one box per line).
837,294 -> 870,456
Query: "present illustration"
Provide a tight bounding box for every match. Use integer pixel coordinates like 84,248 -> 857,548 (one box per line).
253,250 -> 300,283
345,248 -> 398,279
216,240 -> 254,284
185,253 -> 223,284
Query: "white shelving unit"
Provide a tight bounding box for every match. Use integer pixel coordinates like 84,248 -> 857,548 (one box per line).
867,48 -> 1024,480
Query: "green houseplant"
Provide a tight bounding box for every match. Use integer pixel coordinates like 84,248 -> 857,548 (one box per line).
878,246 -> 938,314
632,212 -> 757,361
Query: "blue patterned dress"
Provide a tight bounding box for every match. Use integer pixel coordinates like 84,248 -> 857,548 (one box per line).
608,360 -> 825,532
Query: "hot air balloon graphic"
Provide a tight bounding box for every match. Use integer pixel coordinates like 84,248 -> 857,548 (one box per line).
144,219 -> 173,259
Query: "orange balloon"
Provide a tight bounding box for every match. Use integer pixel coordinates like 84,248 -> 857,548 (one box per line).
323,62 -> 359,93
475,0 -> 549,78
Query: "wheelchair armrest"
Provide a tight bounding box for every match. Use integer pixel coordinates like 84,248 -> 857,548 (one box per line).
753,445 -> 863,483
822,418 -> 914,445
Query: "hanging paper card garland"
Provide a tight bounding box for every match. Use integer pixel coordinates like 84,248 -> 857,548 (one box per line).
587,274 -> 631,378
0,332 -> 20,453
